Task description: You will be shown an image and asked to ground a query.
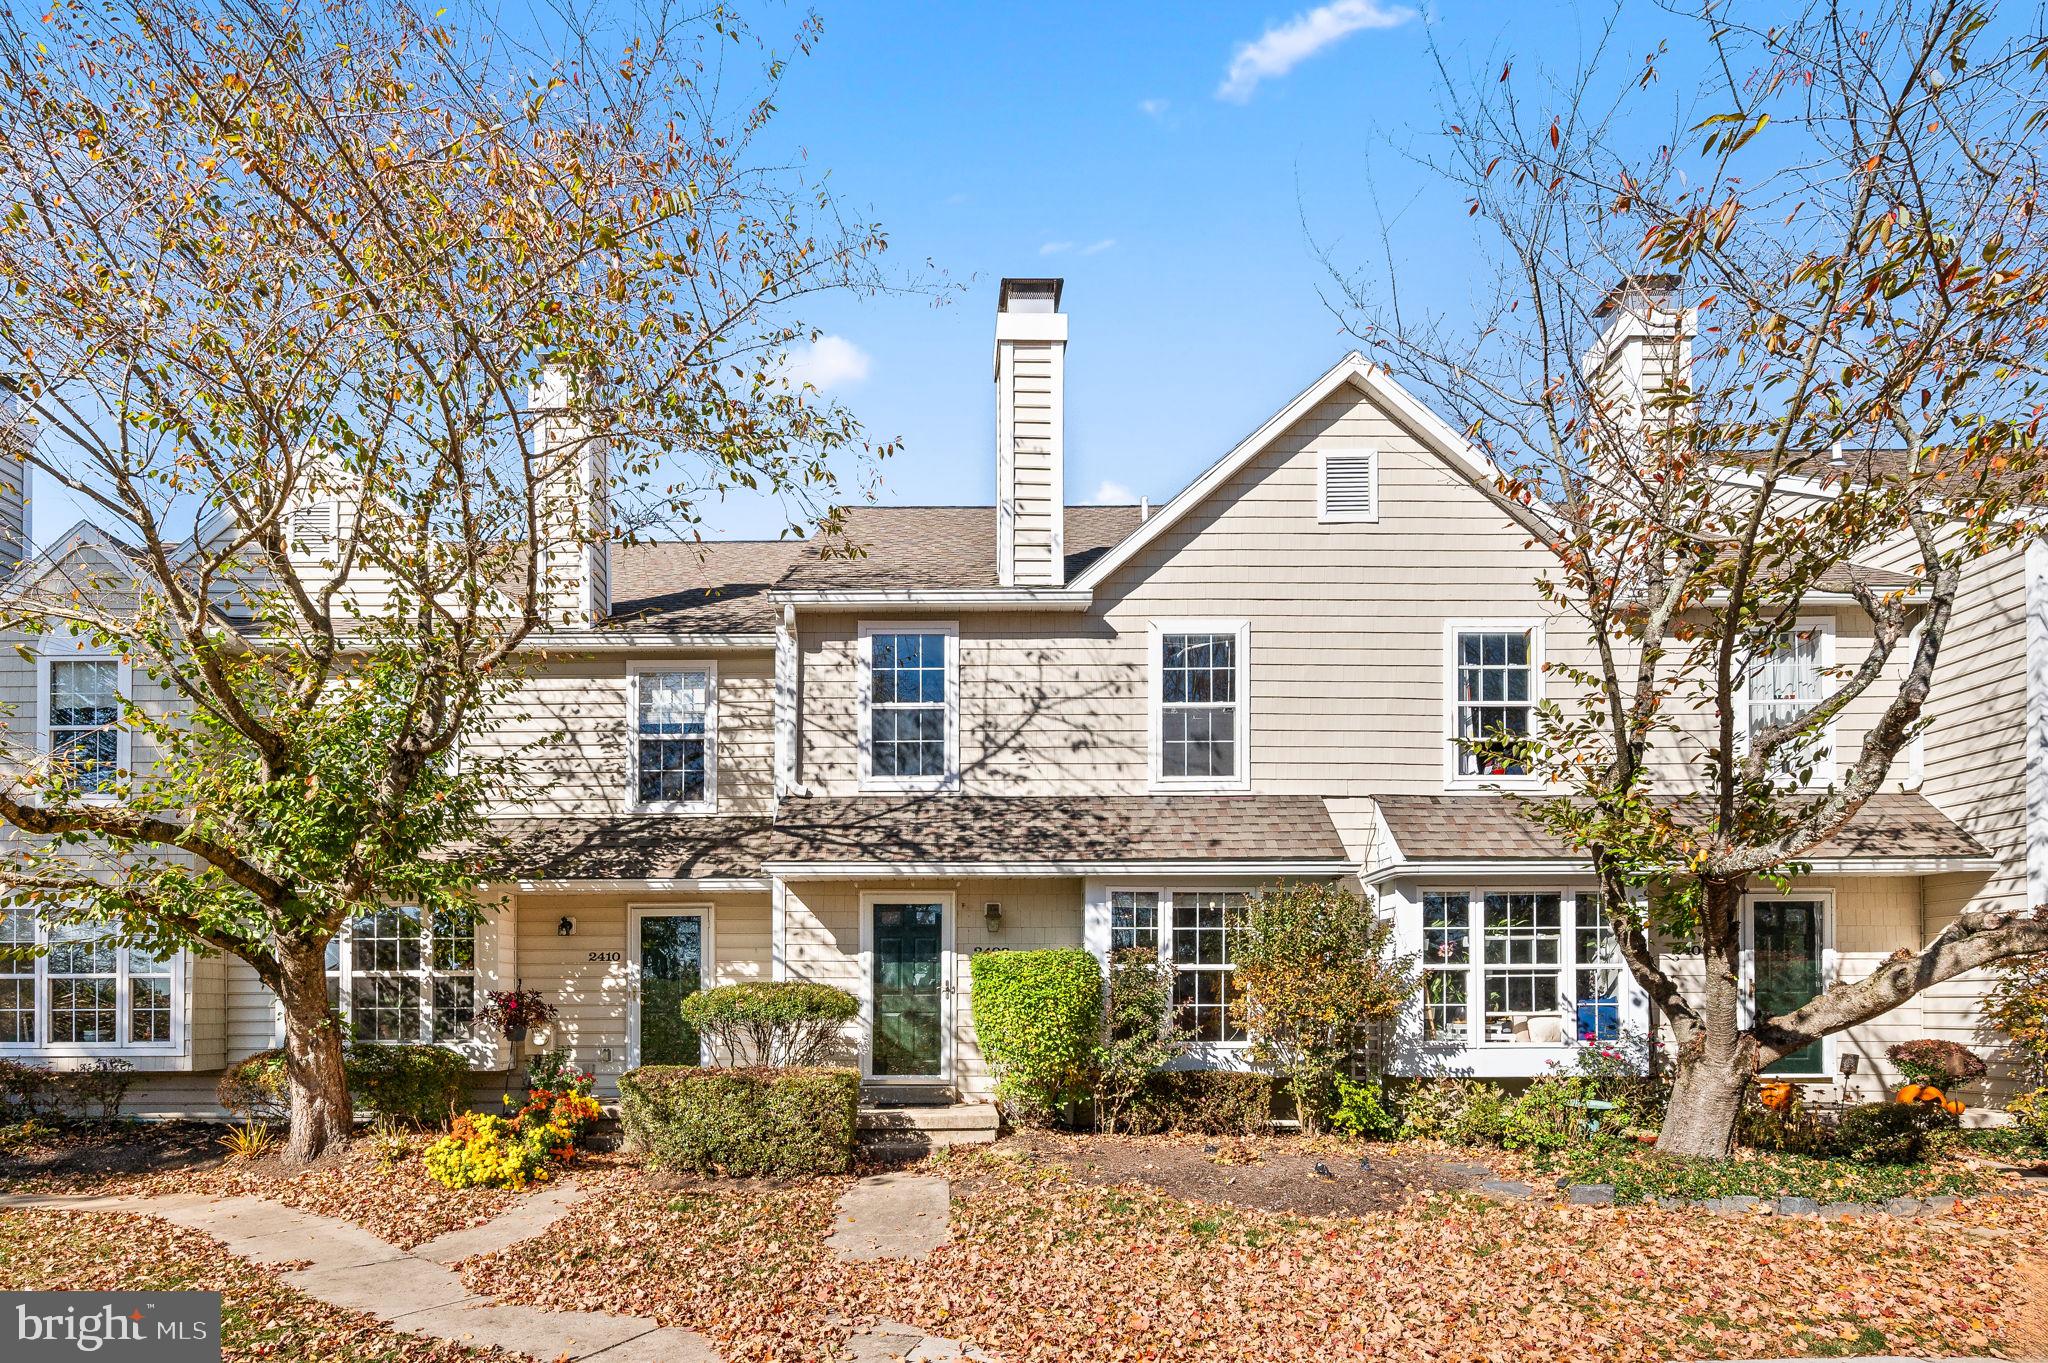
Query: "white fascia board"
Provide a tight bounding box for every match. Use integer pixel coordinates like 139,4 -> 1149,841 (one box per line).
1069,354 -> 1555,593
768,589 -> 1094,611
1366,854 -> 1998,886
761,858 -> 1356,880
503,877 -> 772,895
523,631 -> 778,651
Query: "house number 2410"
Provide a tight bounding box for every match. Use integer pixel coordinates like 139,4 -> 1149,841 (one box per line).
587,950 -> 622,963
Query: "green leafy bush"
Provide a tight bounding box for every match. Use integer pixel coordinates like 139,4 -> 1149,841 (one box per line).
679,981 -> 858,1066
1328,1075 -> 1398,1139
216,1050 -> 292,1121
1393,1078 -> 1512,1146
969,949 -> 1101,1125
1227,883 -> 1416,1133
1834,1100 -> 1954,1164
1094,948 -> 1186,1134
1499,1075 -> 1605,1152
527,1048 -> 595,1096
218,1045 -> 469,1127
618,1065 -> 858,1176
1123,1070 -> 1274,1136
0,1059 -> 59,1116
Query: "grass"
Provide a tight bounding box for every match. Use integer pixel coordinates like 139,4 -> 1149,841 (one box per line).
1531,1140 -> 2010,1204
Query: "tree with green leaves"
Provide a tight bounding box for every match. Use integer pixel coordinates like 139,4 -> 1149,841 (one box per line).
0,0 -> 894,1161
1328,1 -> 2048,1156
1229,883 -> 1416,1134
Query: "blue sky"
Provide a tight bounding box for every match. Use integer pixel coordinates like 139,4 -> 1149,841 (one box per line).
30,0 -> 1687,545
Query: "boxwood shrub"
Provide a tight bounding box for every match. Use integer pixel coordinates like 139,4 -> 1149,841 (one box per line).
969,948 -> 1101,1124
618,1064 -> 859,1175
1123,1070 -> 1275,1136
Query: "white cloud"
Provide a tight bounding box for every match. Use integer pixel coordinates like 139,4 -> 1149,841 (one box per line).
1217,0 -> 1416,103
1039,240 -> 1076,256
782,334 -> 872,391
1138,97 -> 1171,120
1042,238 -> 1116,257
1082,238 -> 1118,255
1087,480 -> 1139,505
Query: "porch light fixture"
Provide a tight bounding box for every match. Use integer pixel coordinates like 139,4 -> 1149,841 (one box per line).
557,915 -> 577,937
984,901 -> 1003,933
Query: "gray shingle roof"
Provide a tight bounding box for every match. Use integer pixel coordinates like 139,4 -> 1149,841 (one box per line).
606,540 -> 805,633
476,795 -> 1351,880
1372,791 -> 1989,862
774,505 -> 1144,592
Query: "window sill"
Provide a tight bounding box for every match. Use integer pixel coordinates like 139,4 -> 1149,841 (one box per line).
1146,777 -> 1252,794
1442,777 -> 1546,794
627,801 -> 719,817
0,1045 -> 188,1068
859,778 -> 959,796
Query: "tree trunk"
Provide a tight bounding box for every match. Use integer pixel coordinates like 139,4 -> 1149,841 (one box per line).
277,942 -> 352,1163
1655,878 -> 1753,1160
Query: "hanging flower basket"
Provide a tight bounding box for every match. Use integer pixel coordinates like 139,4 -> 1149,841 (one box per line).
480,989 -> 558,1051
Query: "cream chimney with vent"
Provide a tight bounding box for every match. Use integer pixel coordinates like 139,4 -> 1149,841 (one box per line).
995,277 -> 1067,587
531,370 -> 612,628
1581,273 -> 1693,430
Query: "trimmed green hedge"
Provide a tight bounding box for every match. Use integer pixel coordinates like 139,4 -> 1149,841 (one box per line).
1124,1070 -> 1275,1136
215,1044 -> 470,1128
969,948 -> 1101,1122
618,1065 -> 859,1176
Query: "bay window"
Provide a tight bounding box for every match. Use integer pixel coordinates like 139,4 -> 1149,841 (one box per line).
0,909 -> 179,1052
1171,891 -> 1246,1043
1414,887 -> 1621,1046
325,906 -> 475,1044
1109,890 -> 1159,956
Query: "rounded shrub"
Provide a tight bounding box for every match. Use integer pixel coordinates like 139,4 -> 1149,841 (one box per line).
968,948 -> 1102,1125
219,1044 -> 470,1128
618,1064 -> 859,1176
679,981 -> 859,1066
217,1049 -> 292,1122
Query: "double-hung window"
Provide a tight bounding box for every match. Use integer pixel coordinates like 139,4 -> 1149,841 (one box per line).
44,658 -> 126,796
1109,890 -> 1159,956
1171,890 -> 1247,1043
630,665 -> 716,812
1414,887 -> 1621,1046
0,909 -> 179,1052
1448,625 -> 1539,782
1151,621 -> 1251,789
860,624 -> 957,791
325,906 -> 475,1044
1421,892 -> 1472,1041
1743,623 -> 1834,784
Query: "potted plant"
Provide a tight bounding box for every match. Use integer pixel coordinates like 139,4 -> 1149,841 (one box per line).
480,989 -> 559,1077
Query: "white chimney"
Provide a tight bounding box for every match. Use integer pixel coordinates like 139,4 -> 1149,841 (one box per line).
531,371 -> 611,628
0,385 -> 29,576
995,277 -> 1067,587
1581,274 -> 1693,432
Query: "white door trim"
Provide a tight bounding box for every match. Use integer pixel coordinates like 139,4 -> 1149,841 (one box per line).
1739,890 -> 1836,1079
625,902 -> 715,1069
857,890 -> 955,1085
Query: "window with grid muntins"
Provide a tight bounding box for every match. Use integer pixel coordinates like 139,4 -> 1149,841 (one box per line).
1746,629 -> 1829,778
0,911 -> 31,1045
1482,892 -> 1563,1037
637,669 -> 711,806
326,907 -> 475,1044
1422,891 -> 1471,1040
1159,633 -> 1237,780
1454,631 -> 1533,776
1109,891 -> 1159,956
0,910 -> 177,1050
869,632 -> 949,780
49,660 -> 120,793
1171,891 -> 1246,1042
1572,892 -> 1622,1042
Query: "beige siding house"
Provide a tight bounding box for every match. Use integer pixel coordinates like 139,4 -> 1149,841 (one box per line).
0,277 -> 2027,1115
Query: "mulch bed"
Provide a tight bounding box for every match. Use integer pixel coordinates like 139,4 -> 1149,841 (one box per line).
0,1119 -> 224,1181
989,1129 -> 1503,1216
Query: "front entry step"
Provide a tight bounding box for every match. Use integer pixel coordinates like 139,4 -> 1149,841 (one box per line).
860,1084 -> 957,1108
856,1101 -> 1000,1155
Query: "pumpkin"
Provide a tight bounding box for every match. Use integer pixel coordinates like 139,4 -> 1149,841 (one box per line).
1759,1081 -> 1795,1112
1943,1097 -> 1968,1118
1896,1083 -> 1946,1105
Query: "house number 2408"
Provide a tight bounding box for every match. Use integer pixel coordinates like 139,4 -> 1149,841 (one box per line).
587,950 -> 622,963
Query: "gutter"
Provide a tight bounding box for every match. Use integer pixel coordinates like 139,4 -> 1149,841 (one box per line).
760,858 -> 1357,879
1363,854 -> 2000,886
766,589 -> 1094,612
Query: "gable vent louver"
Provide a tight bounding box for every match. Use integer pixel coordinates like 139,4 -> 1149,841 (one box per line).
1318,448 -> 1378,523
287,501 -> 337,549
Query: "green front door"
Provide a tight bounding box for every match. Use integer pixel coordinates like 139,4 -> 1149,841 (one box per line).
1754,900 -> 1824,1076
635,911 -> 705,1066
870,901 -> 945,1079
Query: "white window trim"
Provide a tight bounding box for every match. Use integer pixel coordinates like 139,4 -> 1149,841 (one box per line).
0,913 -> 184,1057
1412,885 -> 1623,1049
1147,619 -> 1253,793
34,651 -> 133,806
1316,446 -> 1380,524
1083,883 -> 1253,1061
626,661 -> 719,814
1739,890 -> 1837,1080
857,890 -> 956,1084
1735,617 -> 1838,788
1442,619 -> 1546,791
857,621 -> 960,794
326,908 -> 478,1047
625,901 -> 715,1068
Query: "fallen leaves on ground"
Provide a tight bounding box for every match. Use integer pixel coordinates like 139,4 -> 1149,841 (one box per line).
0,1209 -> 516,1362
461,1146 -> 2044,1363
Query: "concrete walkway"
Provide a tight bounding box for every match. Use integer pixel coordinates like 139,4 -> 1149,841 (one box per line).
0,1185 -> 718,1363
826,1172 -> 953,1261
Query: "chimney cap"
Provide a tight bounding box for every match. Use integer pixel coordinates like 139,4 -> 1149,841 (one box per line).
999,277 -> 1064,313
1593,273 -> 1682,319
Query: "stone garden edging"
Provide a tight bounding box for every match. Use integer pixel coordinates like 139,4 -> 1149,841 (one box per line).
1476,1176 -> 2048,1218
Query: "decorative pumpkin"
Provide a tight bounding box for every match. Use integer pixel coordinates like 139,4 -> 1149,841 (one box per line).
1896,1083 -> 1946,1105
1943,1097 -> 1968,1118
1759,1081 -> 1795,1112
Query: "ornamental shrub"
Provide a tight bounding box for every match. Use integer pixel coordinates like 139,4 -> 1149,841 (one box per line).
618,1065 -> 858,1176
1093,948 -> 1186,1134
0,1058 -> 60,1116
348,1044 -> 471,1128
64,1058 -> 137,1122
1986,954 -> 2048,1092
969,949 -> 1101,1125
216,1049 -> 292,1121
1835,1099 -> 1954,1164
1887,1039 -> 1988,1087
1329,1075 -> 1398,1139
679,981 -> 859,1066
1392,1078 -> 1512,1146
1122,1070 -> 1275,1136
1227,883 -> 1417,1133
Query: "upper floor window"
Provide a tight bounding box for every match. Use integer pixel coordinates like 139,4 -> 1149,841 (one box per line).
1448,624 -> 1540,783
630,665 -> 717,812
325,906 -> 474,1045
1150,621 -> 1251,790
860,623 -> 958,791
0,909 -> 178,1053
1743,623 -> 1835,784
45,658 -> 125,795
